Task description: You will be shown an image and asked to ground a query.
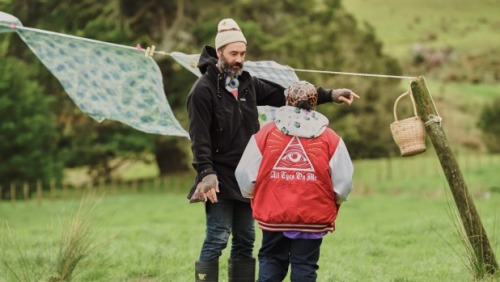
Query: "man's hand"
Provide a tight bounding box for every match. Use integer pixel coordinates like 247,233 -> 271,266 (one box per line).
332,89 -> 360,105
198,174 -> 219,203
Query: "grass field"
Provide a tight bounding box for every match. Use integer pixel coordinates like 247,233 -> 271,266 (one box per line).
343,0 -> 500,152
2,154 -> 500,281
1,192 -> 499,282
342,0 -> 500,59
2,1 -> 499,281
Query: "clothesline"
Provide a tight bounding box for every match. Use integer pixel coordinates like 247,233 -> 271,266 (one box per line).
151,49 -> 416,80
1,22 -> 417,81
293,69 -> 416,80
1,15 -> 430,138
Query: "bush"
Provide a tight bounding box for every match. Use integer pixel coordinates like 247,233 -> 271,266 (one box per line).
0,57 -> 62,195
478,97 -> 500,153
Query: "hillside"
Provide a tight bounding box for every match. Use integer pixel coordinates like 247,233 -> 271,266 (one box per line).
343,0 -> 500,152
343,0 -> 500,60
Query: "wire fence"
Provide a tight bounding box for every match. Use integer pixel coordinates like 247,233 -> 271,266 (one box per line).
0,175 -> 194,203
1,154 -> 499,203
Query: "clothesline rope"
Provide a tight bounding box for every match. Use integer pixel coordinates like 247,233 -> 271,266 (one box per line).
2,22 -> 417,80
294,68 -> 417,80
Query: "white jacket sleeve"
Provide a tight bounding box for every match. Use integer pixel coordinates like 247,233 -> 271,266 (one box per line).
235,136 -> 262,199
329,138 -> 353,203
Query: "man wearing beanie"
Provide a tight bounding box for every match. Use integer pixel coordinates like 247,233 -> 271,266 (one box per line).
187,18 -> 359,282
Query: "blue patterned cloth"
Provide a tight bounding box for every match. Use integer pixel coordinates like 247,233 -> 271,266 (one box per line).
1,12 -> 299,135
1,13 -> 188,137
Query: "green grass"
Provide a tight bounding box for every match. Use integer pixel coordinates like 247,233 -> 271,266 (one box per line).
2,152 -> 500,281
1,191 -> 499,281
353,153 -> 500,196
342,0 -> 500,60
343,0 -> 500,152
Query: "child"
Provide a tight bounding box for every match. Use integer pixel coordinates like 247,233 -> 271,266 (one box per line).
235,80 -> 354,282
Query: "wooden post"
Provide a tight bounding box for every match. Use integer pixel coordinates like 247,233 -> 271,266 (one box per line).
62,183 -> 68,199
23,183 -> 29,200
131,180 -> 137,193
155,177 -> 161,193
111,179 -> 118,195
36,181 -> 43,204
10,183 -> 16,202
410,76 -> 498,274
50,179 -> 56,200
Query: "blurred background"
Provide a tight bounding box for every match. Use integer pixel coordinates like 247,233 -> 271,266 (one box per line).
0,0 -> 499,198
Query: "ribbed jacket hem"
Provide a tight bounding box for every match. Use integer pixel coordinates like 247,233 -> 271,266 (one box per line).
258,221 -> 334,233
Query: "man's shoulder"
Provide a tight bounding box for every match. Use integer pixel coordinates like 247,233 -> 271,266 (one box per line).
189,74 -> 215,95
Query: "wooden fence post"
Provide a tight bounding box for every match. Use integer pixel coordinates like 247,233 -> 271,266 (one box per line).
36,181 -> 43,204
23,183 -> 29,200
50,179 -> 56,200
155,177 -> 161,193
111,179 -> 118,195
10,183 -> 16,202
410,76 -> 498,274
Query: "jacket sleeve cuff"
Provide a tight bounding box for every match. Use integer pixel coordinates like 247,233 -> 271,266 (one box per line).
316,87 -> 335,105
199,167 -> 216,179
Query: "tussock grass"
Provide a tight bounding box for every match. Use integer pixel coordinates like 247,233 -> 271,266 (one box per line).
425,186 -> 500,281
1,190 -> 107,282
48,191 -> 104,281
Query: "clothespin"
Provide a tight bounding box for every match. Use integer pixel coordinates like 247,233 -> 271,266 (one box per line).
136,44 -> 143,52
144,45 -> 156,57
10,23 -> 17,29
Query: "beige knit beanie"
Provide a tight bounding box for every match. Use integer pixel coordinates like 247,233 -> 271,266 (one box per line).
215,18 -> 247,50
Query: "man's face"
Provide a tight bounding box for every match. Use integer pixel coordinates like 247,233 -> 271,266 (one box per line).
217,41 -> 246,77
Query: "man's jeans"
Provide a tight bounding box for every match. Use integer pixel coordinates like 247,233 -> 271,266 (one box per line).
257,231 -> 322,282
199,198 -> 255,262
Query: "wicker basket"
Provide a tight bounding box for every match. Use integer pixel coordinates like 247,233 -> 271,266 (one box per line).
390,91 -> 426,157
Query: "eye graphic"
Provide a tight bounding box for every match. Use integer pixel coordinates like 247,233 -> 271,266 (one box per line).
273,137 -> 314,172
280,149 -> 310,169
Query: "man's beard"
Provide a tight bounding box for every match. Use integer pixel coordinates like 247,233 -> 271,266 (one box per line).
218,57 -> 243,78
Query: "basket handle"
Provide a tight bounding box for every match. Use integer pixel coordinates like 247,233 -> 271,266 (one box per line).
393,90 -> 418,121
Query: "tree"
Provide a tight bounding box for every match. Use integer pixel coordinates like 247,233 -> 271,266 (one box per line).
478,98 -> 500,153
2,0 -> 168,181
0,57 -> 62,197
1,0 -> 407,185
204,0 -> 404,158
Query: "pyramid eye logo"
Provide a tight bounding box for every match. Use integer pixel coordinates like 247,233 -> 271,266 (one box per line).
273,137 -> 314,172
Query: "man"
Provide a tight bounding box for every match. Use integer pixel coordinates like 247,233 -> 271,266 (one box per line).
187,18 -> 358,282
235,81 -> 354,281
